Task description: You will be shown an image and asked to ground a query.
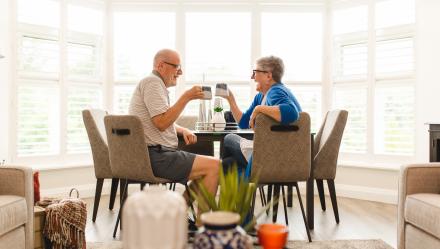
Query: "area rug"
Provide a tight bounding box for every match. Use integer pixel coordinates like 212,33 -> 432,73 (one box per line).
87,239 -> 393,249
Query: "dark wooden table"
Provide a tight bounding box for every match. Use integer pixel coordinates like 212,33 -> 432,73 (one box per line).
189,129 -> 254,157
179,129 -> 316,230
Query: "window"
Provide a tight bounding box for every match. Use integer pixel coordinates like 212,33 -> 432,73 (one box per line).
262,11 -> 323,129
185,12 -> 251,82
11,1 -> 326,167
17,84 -> 59,156
333,86 -> 367,153
331,0 -> 415,162
287,86 -> 322,133
261,12 -> 322,81
113,12 -> 175,81
113,11 -> 175,114
374,83 -> 414,155
15,0 -> 104,163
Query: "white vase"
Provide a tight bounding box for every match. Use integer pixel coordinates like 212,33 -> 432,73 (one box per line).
212,111 -> 226,131
122,186 -> 187,249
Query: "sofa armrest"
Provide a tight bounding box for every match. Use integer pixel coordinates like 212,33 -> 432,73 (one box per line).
398,163 -> 440,249
0,165 -> 34,249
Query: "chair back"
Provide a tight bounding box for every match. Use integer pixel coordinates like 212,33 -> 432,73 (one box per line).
312,109 -> 348,179
82,109 -> 112,179
104,115 -> 160,183
252,112 -> 311,184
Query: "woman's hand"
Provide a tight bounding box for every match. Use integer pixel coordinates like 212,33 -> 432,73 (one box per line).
249,106 -> 261,129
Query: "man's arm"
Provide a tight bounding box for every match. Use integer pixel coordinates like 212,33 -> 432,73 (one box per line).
152,86 -> 204,131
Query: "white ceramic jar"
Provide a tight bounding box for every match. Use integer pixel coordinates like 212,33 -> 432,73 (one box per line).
122,186 -> 187,249
212,98 -> 226,131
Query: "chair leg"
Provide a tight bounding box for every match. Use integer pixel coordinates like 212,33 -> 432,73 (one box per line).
287,185 -> 293,207
281,185 -> 289,225
316,179 -> 326,211
92,178 -> 104,222
185,183 -> 197,223
172,183 -> 176,191
266,185 -> 273,215
295,183 -> 312,242
109,178 -> 119,211
140,183 -> 146,190
327,179 -> 340,224
259,187 -> 266,207
113,179 -> 128,238
272,185 -> 280,223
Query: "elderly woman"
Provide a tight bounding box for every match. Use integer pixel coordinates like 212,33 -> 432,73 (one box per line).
221,55 -> 302,172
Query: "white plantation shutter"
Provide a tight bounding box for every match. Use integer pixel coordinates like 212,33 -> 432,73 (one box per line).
17,84 -> 60,156
15,1 -> 104,164
67,42 -> 101,78
287,86 -> 321,133
335,42 -> 368,78
333,86 -> 367,153
67,85 -> 102,153
375,38 -> 413,76
19,36 -> 59,76
114,85 -> 136,114
374,84 -> 414,155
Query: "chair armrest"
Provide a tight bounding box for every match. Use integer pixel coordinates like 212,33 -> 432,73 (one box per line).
0,165 -> 34,249
399,163 -> 440,197
0,165 -> 33,200
397,163 -> 440,249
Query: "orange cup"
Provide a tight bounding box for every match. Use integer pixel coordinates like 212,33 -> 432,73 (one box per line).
257,223 -> 288,249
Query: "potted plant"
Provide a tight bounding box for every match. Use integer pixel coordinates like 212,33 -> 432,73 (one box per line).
211,98 -> 226,131
190,164 -> 268,231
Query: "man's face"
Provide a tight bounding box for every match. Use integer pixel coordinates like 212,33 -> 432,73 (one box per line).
160,54 -> 182,87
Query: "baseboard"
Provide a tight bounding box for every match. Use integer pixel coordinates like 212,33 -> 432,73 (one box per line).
41,181 -> 397,205
297,182 -> 397,205
40,182 -> 113,199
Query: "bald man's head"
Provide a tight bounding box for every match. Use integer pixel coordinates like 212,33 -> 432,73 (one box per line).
153,49 -> 179,68
153,49 -> 182,87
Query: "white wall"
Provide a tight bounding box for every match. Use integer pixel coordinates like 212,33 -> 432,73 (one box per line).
415,0 -> 440,162
3,0 -> 440,204
0,0 -> 11,163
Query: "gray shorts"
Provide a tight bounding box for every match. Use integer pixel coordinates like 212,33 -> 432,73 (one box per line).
148,145 -> 196,184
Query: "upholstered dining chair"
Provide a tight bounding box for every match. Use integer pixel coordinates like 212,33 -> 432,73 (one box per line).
104,115 -> 193,238
82,109 -> 119,222
251,112 -> 312,242
312,109 -> 348,224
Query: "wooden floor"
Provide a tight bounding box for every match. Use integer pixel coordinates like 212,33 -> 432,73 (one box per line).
84,189 -> 397,248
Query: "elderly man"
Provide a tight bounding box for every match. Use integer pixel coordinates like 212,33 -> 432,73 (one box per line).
129,49 -> 220,200
221,55 -> 302,172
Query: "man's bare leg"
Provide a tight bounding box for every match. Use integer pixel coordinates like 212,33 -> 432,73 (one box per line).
185,155 -> 220,225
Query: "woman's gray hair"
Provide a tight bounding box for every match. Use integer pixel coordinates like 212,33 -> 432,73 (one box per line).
256,55 -> 284,82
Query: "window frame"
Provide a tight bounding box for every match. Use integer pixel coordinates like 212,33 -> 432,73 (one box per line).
331,0 -> 416,166
11,0 -> 105,167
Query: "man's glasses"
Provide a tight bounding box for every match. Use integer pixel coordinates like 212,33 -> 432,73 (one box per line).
163,61 -> 182,71
252,69 -> 269,77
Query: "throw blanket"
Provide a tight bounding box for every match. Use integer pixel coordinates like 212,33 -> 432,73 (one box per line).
44,198 -> 87,249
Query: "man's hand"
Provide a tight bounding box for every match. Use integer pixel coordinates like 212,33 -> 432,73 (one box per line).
249,105 -> 261,129
182,128 -> 197,145
182,86 -> 204,101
